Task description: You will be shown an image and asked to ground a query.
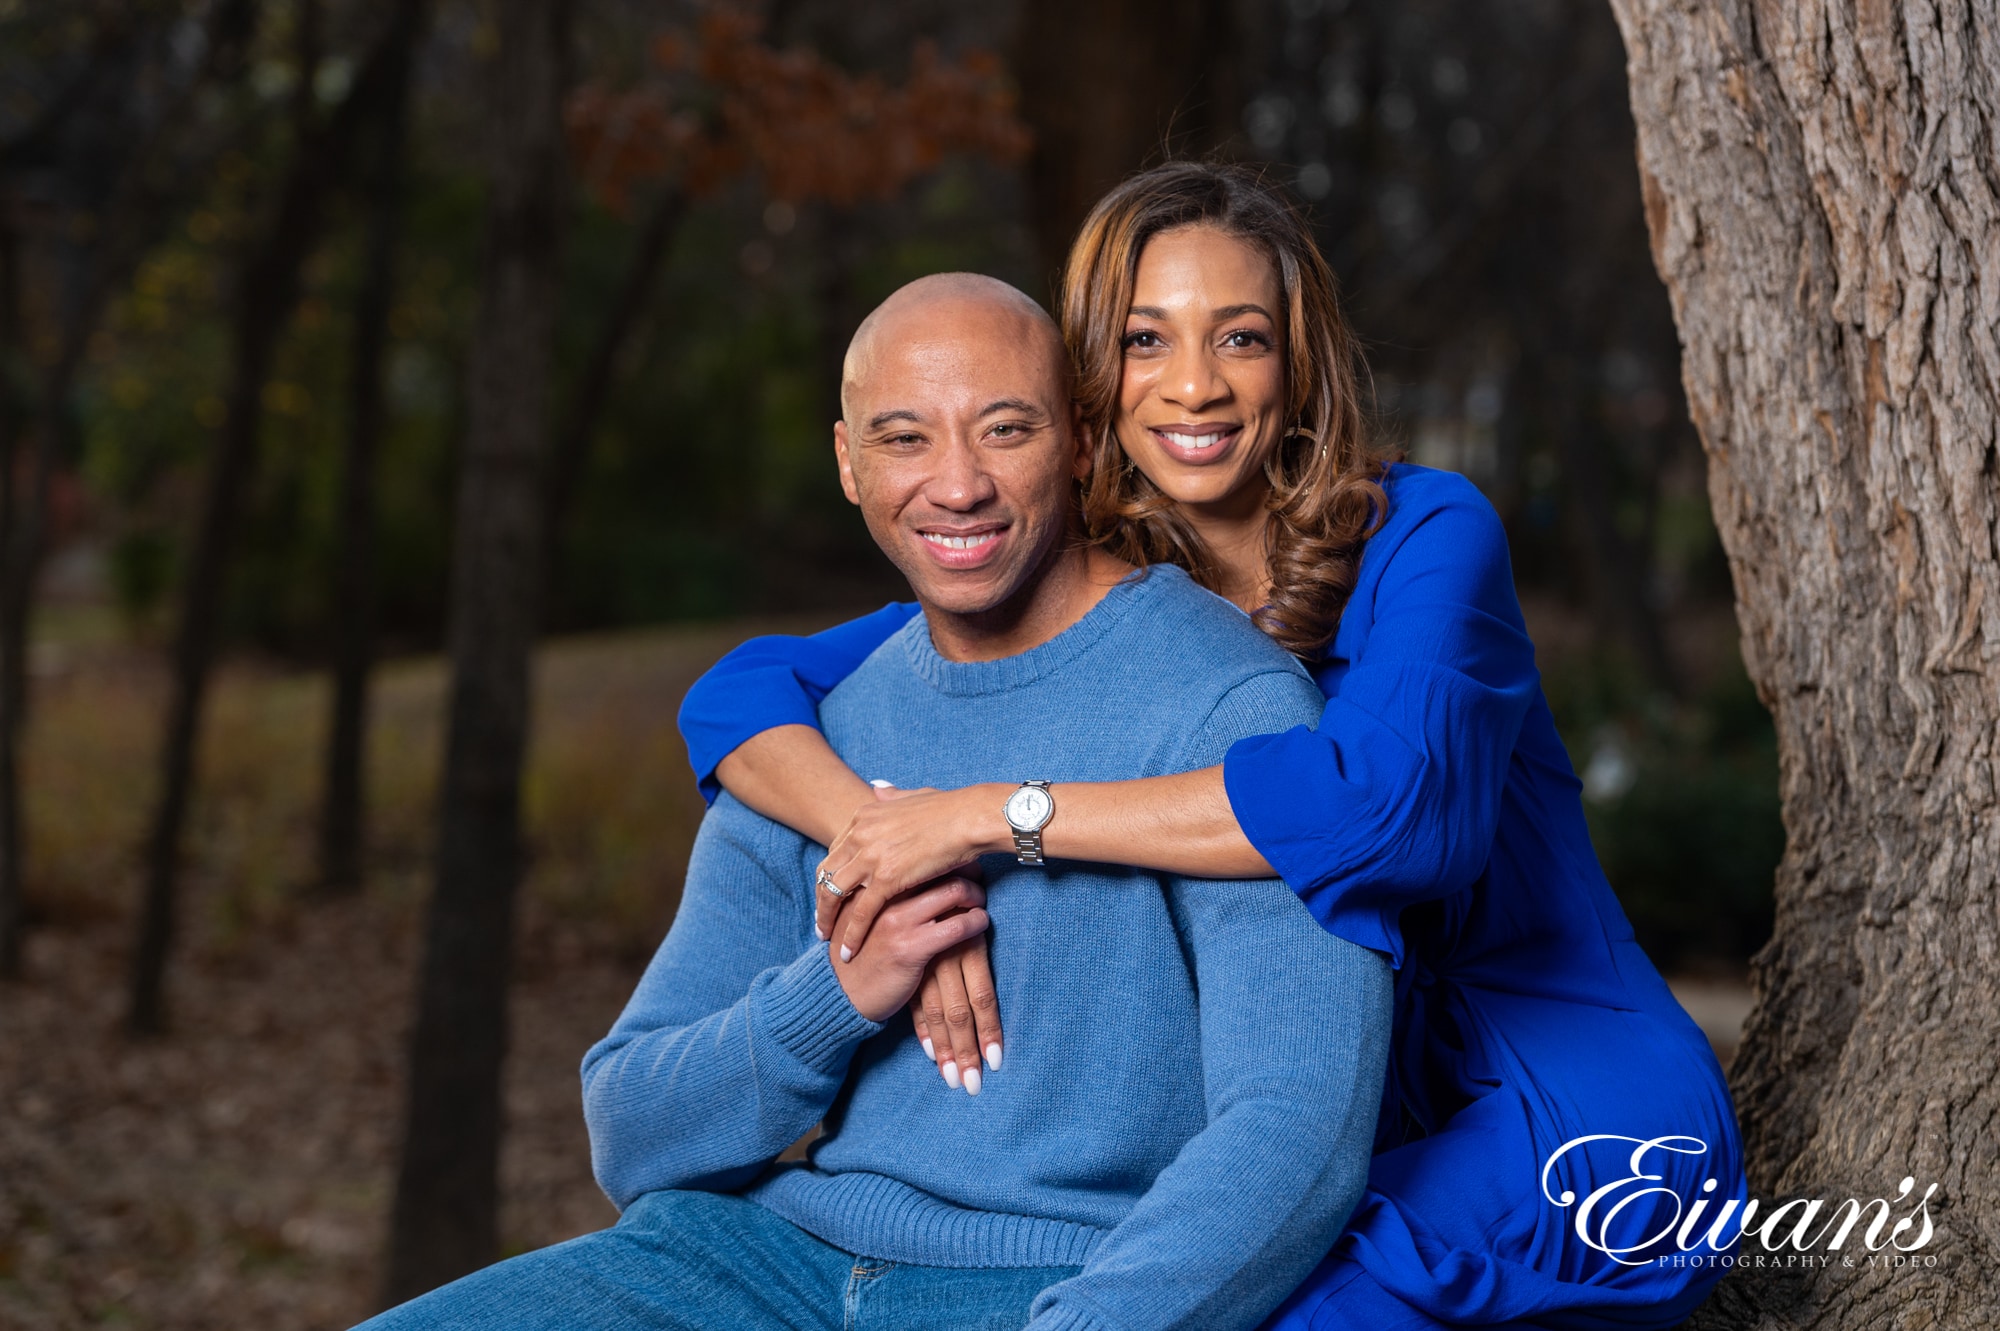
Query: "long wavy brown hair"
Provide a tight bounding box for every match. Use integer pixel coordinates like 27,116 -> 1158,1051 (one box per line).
1060,161 -> 1390,659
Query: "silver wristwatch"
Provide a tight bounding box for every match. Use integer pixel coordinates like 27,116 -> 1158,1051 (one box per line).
1003,780 -> 1055,866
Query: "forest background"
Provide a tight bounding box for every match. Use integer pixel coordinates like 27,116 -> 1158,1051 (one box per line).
0,0 -> 1783,1325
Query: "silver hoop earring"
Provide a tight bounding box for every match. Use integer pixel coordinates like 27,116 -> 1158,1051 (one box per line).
1273,430 -> 1323,499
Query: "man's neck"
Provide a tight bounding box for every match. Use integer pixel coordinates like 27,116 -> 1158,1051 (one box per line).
924,545 -> 1130,663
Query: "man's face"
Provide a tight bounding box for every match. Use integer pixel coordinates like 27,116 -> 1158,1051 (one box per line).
835,302 -> 1085,618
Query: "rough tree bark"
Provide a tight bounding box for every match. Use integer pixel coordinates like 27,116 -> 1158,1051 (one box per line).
320,0 -> 426,894
127,0 -> 425,1034
381,0 -> 569,1302
1611,2 -> 1998,1326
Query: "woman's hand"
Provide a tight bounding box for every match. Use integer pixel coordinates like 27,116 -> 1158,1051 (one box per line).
908,937 -> 1002,1094
814,783 -> 1011,959
814,783 -> 1010,1094
829,874 -> 990,1023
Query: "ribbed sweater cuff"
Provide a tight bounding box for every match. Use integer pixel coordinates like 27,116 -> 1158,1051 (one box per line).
759,944 -> 883,1069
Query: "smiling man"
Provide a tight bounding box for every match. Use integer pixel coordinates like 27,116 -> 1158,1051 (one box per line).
357,275 -> 1391,1331
832,273 -> 1126,661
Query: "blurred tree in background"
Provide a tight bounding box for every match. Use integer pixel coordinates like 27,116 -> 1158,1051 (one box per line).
0,0 -> 268,980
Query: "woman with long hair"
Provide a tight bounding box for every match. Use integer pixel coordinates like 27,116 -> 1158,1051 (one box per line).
677,161 -> 1743,1329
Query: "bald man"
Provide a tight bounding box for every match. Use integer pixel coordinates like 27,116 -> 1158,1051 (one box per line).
829,273 -> 1126,661
359,277 -> 1390,1331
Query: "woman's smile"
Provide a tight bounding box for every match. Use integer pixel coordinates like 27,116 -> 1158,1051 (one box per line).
1148,422 -> 1243,464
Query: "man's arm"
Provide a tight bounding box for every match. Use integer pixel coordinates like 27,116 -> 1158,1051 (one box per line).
1029,668 -> 1394,1331
580,796 -> 883,1207
581,794 -> 993,1208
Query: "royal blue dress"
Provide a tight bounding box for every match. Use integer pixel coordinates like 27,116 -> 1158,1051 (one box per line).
676,463 -> 1746,1329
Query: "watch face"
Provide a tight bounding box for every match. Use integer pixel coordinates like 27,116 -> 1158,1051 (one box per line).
1006,785 -> 1052,831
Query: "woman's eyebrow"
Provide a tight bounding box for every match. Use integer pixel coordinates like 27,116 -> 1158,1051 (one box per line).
1124,303 -> 1274,321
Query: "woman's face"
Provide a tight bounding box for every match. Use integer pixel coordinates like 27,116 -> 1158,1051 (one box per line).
1115,225 -> 1288,523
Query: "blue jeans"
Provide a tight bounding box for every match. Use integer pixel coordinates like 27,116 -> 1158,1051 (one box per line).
356,1189 -> 1082,1331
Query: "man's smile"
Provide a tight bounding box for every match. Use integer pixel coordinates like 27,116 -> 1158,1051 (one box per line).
916,524 -> 1008,568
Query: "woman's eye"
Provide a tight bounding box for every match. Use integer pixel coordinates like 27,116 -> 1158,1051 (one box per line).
1123,330 -> 1162,350
1224,330 -> 1269,349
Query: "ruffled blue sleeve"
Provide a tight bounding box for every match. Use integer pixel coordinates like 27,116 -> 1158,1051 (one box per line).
677,601 -> 920,804
1222,476 -> 1538,969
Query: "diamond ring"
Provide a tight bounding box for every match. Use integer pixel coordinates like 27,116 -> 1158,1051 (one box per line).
816,867 -> 851,900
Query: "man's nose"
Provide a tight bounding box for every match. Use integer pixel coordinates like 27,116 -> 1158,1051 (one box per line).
923,437 -> 998,510
1161,340 -> 1229,412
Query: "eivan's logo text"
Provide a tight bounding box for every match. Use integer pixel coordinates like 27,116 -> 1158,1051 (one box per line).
1540,1135 -> 1938,1268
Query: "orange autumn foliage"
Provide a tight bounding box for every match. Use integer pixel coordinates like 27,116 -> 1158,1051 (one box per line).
567,11 -> 1031,214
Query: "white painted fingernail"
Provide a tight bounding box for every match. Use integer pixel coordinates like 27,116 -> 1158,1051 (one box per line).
815,924 -> 827,941
942,1060 -> 961,1089
839,945 -> 853,963
869,778 -> 896,788
962,1066 -> 981,1096
921,1037 -> 935,1059
985,1043 -> 1002,1071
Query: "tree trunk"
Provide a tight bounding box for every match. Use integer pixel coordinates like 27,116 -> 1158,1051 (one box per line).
293,0 -> 321,138
0,221 -> 20,980
1013,0 -> 1241,284
126,1 -> 424,1035
542,182 -> 686,553
127,177 -> 316,1036
0,343 -> 88,994
381,0 -> 569,1303
319,1 -> 424,894
0,0 -> 263,993
1611,2 -> 1998,1325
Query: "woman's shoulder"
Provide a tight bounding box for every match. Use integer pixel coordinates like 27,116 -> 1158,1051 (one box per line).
1377,461 -> 1502,530
1365,462 -> 1510,571
1331,462 -> 1521,649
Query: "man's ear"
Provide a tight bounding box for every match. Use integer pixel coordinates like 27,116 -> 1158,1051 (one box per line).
1068,400 -> 1093,483
833,420 -> 862,506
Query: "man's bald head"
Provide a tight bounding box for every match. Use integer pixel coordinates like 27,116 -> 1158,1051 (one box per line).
830,272 -> 1094,654
840,273 -> 1066,423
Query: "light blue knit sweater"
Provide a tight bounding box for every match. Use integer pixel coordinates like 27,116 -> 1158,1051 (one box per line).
582,566 -> 1392,1331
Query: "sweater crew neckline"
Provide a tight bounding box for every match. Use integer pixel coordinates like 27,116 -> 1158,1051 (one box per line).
898,565 -> 1172,697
